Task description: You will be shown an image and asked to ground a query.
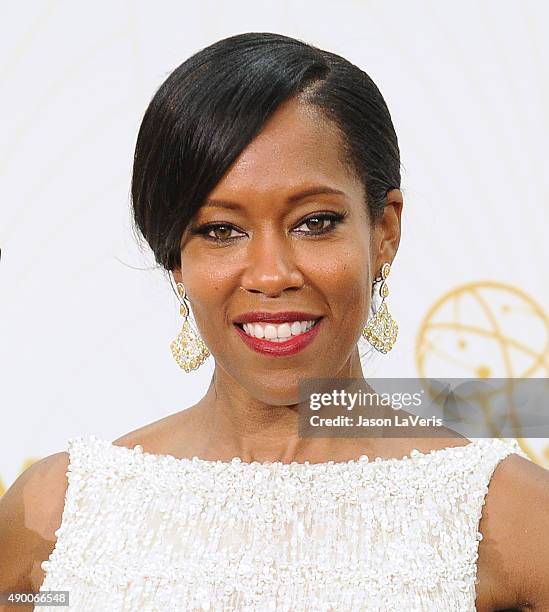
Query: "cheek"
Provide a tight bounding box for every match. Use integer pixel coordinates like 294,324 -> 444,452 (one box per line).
303,245 -> 370,320
179,252 -> 236,319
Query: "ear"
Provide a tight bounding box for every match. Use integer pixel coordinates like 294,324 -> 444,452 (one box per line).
374,188 -> 403,271
170,267 -> 183,285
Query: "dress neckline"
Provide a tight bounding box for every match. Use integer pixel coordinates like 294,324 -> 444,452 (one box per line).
80,434 -> 496,472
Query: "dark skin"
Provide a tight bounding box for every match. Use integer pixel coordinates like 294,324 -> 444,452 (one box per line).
1,96 -> 548,611
170,96 -> 401,464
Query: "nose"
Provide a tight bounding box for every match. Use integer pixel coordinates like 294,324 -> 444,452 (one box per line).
239,231 -> 304,297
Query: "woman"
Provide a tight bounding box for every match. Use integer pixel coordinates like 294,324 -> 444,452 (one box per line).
1,32 -> 548,612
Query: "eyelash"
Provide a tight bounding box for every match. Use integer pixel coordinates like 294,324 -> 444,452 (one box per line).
192,212 -> 347,244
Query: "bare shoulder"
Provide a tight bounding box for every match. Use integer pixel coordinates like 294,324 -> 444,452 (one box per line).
477,450 -> 549,611
112,404 -> 203,456
0,451 -> 70,593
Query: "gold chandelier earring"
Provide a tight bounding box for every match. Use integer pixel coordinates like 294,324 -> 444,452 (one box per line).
169,279 -> 210,372
361,262 -> 398,353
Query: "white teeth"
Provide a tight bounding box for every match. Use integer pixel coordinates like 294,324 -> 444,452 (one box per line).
264,325 -> 277,339
277,323 -> 292,338
253,323 -> 264,338
290,321 -> 302,336
240,319 -> 319,340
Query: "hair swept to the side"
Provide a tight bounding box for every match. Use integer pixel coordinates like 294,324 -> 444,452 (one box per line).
131,32 -> 401,272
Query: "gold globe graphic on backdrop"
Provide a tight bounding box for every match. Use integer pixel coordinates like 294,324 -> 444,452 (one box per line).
415,281 -> 549,467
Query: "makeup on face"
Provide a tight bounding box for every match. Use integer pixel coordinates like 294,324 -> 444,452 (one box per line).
180,98 -> 373,384
232,311 -> 324,356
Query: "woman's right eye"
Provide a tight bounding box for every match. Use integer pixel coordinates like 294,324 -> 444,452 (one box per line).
194,223 -> 245,243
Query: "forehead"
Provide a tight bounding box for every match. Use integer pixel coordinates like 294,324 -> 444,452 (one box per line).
209,97 -> 360,199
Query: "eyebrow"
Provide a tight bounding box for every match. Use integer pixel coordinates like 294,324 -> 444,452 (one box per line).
203,186 -> 346,210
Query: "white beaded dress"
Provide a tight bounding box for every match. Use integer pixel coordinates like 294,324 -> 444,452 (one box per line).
38,434 -> 529,612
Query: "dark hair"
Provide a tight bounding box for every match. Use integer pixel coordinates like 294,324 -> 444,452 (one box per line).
131,32 -> 401,272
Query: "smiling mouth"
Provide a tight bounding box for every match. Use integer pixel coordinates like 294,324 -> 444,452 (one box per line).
234,318 -> 322,343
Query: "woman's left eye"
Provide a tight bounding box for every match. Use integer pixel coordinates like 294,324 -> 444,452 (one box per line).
293,213 -> 345,235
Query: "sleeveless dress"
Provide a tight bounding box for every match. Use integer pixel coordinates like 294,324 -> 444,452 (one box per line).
37,434 -> 529,612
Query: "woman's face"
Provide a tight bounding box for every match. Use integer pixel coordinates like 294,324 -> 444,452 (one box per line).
174,97 -> 401,405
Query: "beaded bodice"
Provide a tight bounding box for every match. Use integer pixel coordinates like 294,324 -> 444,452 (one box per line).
38,434 -> 528,611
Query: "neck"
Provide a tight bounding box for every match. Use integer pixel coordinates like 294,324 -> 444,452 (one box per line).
187,347 -> 380,463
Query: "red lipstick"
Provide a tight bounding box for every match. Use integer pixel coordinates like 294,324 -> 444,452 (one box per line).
233,316 -> 323,356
